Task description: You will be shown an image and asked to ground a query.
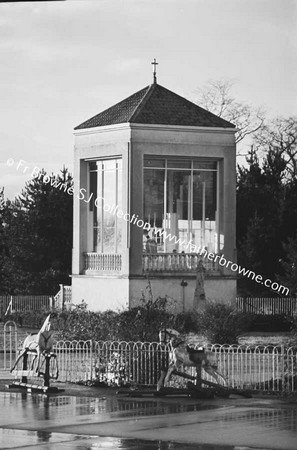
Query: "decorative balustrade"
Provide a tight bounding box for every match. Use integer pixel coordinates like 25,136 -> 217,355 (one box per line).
142,253 -> 219,273
64,286 -> 72,303
84,252 -> 218,273
84,253 -> 122,272
53,285 -> 72,310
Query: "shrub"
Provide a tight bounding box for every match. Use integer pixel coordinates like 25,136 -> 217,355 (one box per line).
114,306 -> 173,342
4,310 -> 52,328
51,306 -> 119,341
195,302 -> 252,344
3,299 -> 252,344
173,311 -> 200,334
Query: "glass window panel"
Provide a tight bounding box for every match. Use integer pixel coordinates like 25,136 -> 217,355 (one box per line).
89,170 -> 97,212
116,162 -> 122,252
193,161 -> 217,170
94,168 -> 103,253
96,161 -> 103,170
143,169 -> 165,252
167,160 -> 191,169
143,158 -> 165,168
165,170 -> 191,252
89,158 -> 122,254
102,167 -> 116,252
89,162 -> 97,171
103,159 -> 117,171
192,171 -> 217,252
143,157 -> 219,255
116,160 -> 122,252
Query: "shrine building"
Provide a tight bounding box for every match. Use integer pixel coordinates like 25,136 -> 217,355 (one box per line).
71,68 -> 237,311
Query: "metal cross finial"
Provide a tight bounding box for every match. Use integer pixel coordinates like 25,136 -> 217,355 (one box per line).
151,58 -> 158,84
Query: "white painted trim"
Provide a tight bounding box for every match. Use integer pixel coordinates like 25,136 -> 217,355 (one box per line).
74,122 -> 237,136
74,123 -> 132,136
130,123 -> 237,134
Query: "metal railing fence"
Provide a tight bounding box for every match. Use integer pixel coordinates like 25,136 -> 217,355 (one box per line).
2,321 -> 296,393
1,295 -> 296,316
53,340 -> 297,392
0,287 -> 73,317
208,344 -> 296,392
2,333 -> 297,393
54,340 -> 93,382
54,340 -> 168,385
236,297 -> 297,316
0,296 -> 52,316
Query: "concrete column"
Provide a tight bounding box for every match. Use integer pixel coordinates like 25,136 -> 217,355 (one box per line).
72,158 -> 88,275
129,145 -> 144,276
222,146 -> 236,275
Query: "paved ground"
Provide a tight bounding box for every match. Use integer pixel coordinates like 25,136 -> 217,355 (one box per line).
0,379 -> 297,449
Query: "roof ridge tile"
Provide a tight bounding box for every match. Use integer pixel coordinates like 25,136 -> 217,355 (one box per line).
128,84 -> 153,122
129,83 -> 156,122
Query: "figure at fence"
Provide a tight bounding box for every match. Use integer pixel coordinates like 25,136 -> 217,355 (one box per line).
193,259 -> 206,311
158,328 -> 225,390
10,314 -> 54,374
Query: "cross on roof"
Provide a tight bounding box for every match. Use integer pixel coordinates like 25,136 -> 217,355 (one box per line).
151,58 -> 158,84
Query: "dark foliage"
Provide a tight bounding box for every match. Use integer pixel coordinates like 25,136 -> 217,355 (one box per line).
237,144 -> 297,296
6,301 -> 252,345
4,309 -> 51,329
195,303 -> 252,344
278,234 -> 297,297
249,315 -> 293,332
0,168 -> 73,295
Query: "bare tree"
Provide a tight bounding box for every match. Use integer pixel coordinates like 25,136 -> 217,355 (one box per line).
195,79 -> 265,145
0,188 -> 4,211
254,116 -> 297,181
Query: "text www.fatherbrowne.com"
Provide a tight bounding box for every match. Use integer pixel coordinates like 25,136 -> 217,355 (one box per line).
154,228 -> 289,295
8,158 -> 290,296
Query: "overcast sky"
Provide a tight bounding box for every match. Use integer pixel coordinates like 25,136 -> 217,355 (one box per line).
1,0 -> 296,199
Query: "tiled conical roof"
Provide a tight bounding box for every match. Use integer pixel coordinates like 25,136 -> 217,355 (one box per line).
75,83 -> 235,130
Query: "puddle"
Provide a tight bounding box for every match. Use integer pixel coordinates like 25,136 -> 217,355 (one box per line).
0,391 -> 222,423
0,392 -> 295,449
216,408 -> 297,432
0,428 -> 273,449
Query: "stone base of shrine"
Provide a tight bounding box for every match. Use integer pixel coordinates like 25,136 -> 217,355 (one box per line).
71,273 -> 236,312
129,275 -> 237,313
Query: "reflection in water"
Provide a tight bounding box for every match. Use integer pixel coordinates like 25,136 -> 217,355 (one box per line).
216,408 -> 297,433
0,429 -> 269,449
0,391 -> 220,421
88,438 -> 245,449
1,391 -> 297,433
0,392 -> 295,449
36,429 -> 52,443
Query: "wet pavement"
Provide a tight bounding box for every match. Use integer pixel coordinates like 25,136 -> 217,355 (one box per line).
0,387 -> 297,449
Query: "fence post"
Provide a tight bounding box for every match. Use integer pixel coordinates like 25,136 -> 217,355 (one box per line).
90,340 -> 93,382
280,345 -> 285,392
3,321 -> 18,370
49,296 -> 54,310
22,352 -> 28,384
5,296 -> 12,316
